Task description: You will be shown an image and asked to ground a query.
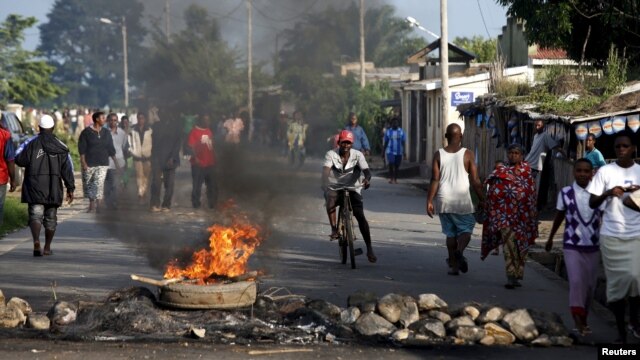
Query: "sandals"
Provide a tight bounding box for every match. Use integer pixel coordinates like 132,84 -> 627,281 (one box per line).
43,250 -> 53,256
367,252 -> 377,263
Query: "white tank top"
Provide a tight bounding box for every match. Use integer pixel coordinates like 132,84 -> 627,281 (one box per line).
435,148 -> 474,214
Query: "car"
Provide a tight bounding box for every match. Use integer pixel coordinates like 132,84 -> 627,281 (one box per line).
1,111 -> 34,186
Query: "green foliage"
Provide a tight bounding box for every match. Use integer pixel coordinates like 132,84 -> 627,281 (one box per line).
496,0 -> 640,71
38,0 -> 146,107
139,5 -> 251,118
0,196 -> 28,237
603,45 -> 628,96
528,87 -> 602,115
453,36 -> 497,63
0,15 -> 65,106
279,3 -> 426,72
493,79 -> 531,98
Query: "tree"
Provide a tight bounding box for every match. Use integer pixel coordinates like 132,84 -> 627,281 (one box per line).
38,0 -> 146,106
0,15 -> 64,106
453,36 -> 497,63
496,0 -> 640,69
138,5 -> 256,118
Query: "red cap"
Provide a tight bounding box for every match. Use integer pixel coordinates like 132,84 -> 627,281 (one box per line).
338,130 -> 354,144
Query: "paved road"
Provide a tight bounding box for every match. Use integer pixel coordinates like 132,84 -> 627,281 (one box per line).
0,151 -> 630,359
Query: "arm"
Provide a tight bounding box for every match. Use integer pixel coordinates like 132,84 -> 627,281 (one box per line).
78,131 -> 88,171
360,128 -> 371,153
4,138 -> 16,191
545,210 -> 566,251
589,188 -> 623,209
61,153 -> 75,204
426,151 -> 441,218
465,149 -> 485,203
382,132 -> 388,158
321,166 -> 331,192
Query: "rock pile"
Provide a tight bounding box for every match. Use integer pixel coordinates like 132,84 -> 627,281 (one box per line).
0,287 -> 573,348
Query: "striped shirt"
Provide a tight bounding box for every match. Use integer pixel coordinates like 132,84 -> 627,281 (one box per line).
384,128 -> 405,156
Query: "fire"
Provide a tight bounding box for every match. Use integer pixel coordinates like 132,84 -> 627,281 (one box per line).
163,213 -> 262,283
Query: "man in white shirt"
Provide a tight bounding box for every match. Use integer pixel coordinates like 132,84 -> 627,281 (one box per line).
104,113 -> 128,209
588,130 -> 640,344
525,120 -> 565,175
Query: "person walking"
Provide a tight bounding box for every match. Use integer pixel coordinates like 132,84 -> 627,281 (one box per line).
481,143 -> 537,288
104,113 -> 127,209
545,159 -> 602,336
584,133 -> 607,171
287,111 -> 308,167
0,121 -> 17,227
129,113 -> 153,203
427,124 -> 484,275
344,112 -> 370,155
587,130 -> 640,344
149,113 -> 181,212
78,111 -> 118,213
15,115 -> 74,256
383,118 -> 405,184
187,114 -> 218,209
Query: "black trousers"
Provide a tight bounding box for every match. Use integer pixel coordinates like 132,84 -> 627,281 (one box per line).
150,167 -> 176,208
191,165 -> 218,208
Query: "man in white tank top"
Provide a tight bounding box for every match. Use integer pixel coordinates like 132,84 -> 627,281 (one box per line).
427,124 -> 485,275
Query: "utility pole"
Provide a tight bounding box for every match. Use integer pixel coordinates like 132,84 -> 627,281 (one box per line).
122,16 -> 129,109
440,0 -> 449,141
247,0 -> 254,141
164,0 -> 171,41
359,0 -> 366,88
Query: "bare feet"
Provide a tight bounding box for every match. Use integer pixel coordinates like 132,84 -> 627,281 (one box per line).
33,241 -> 42,257
367,251 -> 377,263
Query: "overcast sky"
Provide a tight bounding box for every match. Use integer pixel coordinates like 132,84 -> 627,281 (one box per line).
1,0 -> 506,53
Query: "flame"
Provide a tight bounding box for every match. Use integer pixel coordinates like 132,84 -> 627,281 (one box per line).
163,211 -> 262,283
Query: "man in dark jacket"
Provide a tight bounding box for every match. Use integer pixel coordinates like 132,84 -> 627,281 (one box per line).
149,113 -> 181,212
15,115 -> 75,256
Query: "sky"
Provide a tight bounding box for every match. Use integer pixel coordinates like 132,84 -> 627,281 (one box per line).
0,0 -> 507,56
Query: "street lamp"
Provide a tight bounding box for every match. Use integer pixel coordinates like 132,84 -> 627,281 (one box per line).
405,16 -> 439,39
99,17 -> 129,109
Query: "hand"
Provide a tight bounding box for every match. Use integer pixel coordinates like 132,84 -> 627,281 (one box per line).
544,239 -> 553,252
609,186 -> 625,198
625,184 -> 640,192
363,179 -> 370,190
9,180 -> 16,192
66,191 -> 74,205
364,150 -> 370,156
427,202 -> 435,218
81,162 -> 88,172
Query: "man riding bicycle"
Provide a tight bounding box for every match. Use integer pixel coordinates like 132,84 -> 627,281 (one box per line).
321,130 -> 377,263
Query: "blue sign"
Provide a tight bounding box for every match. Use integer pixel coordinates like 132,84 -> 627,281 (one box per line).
450,91 -> 474,106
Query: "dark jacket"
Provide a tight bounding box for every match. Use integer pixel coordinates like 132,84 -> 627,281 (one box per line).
15,132 -> 75,205
151,121 -> 181,170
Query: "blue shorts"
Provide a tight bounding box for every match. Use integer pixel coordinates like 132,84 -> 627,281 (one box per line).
438,213 -> 475,237
386,154 -> 402,166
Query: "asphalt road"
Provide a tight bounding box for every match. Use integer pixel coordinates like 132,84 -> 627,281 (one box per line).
0,149 -> 631,359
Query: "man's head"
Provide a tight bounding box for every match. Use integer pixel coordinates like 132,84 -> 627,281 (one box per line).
391,117 -> 399,129
348,112 -> 357,127
586,133 -> 597,151
107,113 -> 118,129
199,113 -> 211,127
293,111 -> 303,122
574,158 -> 594,187
137,113 -> 146,127
338,130 -> 354,154
614,130 -> 636,161
92,111 -> 106,127
39,114 -> 55,133
534,120 -> 545,134
444,123 -> 462,144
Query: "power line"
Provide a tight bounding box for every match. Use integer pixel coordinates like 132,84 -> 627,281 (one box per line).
250,0 -> 320,23
477,0 -> 492,39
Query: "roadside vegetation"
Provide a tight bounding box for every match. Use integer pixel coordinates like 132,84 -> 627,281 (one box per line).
0,195 -> 28,237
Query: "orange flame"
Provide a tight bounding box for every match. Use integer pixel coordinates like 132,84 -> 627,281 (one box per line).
163,219 -> 262,283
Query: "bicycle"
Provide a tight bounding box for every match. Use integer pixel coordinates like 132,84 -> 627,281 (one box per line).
334,187 -> 363,269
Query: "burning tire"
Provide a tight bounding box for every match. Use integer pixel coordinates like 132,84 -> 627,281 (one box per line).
157,280 -> 257,309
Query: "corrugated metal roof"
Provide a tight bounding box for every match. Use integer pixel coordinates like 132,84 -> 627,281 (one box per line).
530,48 -> 569,60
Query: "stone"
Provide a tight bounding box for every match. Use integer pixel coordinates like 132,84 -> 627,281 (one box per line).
47,301 -> 78,326
483,322 -> 516,345
26,314 -> 50,330
190,327 -> 206,339
0,305 -> 25,328
7,297 -> 32,316
529,309 -> 569,337
428,310 -> 452,324
551,336 -> 573,347
409,318 -> 446,338
446,316 -> 476,331
307,299 -> 342,320
502,309 -> 539,342
0,289 -> 5,311
477,307 -> 508,323
354,312 -> 396,336
340,306 -> 361,325
398,299 -> 419,328
347,291 -> 378,313
417,294 -> 447,311
463,306 -> 480,321
377,293 -> 404,323
455,326 -> 486,343
278,299 -> 306,315
479,335 -> 496,346
391,328 -> 411,341
325,333 -> 336,343
531,334 -> 552,347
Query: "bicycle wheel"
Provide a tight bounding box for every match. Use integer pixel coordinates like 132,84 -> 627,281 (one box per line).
338,207 -> 347,264
343,206 -> 356,269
